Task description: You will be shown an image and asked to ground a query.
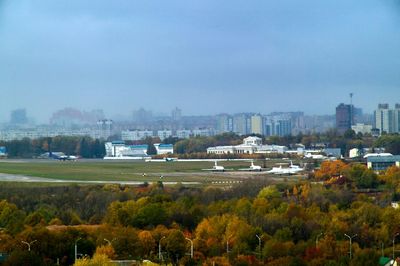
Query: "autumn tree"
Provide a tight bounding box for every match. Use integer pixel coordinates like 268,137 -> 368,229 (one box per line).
138,230 -> 156,258
314,160 -> 348,180
165,229 -> 187,265
346,164 -> 378,189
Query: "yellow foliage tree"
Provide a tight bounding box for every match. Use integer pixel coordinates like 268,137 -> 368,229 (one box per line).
95,245 -> 116,260
73,253 -> 112,266
314,160 -> 348,181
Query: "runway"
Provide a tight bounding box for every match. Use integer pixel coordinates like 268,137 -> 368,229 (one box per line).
0,173 -> 201,185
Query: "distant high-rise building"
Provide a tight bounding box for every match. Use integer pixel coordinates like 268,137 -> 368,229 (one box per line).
233,113 -> 250,135
50,108 -> 102,127
250,114 -> 263,135
264,115 -> 292,136
216,114 -> 233,133
276,119 -> 292,136
395,104 -> 400,133
10,109 -> 28,125
97,119 -> 113,139
171,107 -> 182,121
336,103 -> 353,134
374,104 -> 396,134
132,108 -> 153,124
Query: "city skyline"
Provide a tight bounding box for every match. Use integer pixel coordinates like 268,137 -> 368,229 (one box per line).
0,101 -> 396,124
1,1 -> 400,122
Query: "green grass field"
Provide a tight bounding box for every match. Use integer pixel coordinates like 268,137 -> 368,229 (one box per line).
0,160 -> 270,183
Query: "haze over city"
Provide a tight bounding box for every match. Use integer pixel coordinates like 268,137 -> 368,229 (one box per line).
1,0 -> 400,122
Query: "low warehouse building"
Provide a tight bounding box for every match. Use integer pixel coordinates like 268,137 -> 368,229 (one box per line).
367,155 -> 400,171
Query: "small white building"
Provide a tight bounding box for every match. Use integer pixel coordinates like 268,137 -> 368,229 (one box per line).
349,148 -> 360,158
349,148 -> 370,158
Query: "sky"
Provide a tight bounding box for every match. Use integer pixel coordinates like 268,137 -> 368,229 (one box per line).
0,0 -> 400,122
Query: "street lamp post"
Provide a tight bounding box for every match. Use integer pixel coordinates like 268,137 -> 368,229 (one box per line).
393,233 -> 399,260
104,238 -> 116,246
185,238 -> 193,258
255,234 -> 262,260
158,236 -> 166,261
344,234 -> 357,260
21,240 -> 37,251
316,233 -> 324,249
74,238 -> 82,262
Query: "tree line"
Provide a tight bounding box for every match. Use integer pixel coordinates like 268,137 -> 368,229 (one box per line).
1,131 -> 400,159
0,136 -> 105,158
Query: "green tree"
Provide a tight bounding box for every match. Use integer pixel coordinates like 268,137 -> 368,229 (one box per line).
4,250 -> 43,266
165,229 -> 186,265
346,164 -> 378,189
79,137 -> 92,158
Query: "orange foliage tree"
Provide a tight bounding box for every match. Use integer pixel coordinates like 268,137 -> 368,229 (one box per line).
314,160 -> 348,181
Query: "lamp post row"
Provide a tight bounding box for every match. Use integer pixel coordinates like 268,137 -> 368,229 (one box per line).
30,233 -> 400,262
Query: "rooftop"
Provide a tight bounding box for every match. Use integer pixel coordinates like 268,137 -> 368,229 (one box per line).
367,155 -> 400,163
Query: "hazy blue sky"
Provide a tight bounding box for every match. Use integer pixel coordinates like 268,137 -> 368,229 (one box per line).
0,0 -> 400,122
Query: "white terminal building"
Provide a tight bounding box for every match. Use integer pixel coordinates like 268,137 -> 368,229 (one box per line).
207,136 -> 287,155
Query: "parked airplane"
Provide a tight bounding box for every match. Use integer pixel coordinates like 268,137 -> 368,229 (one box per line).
57,155 -> 78,161
202,161 -> 225,172
238,160 -> 263,171
304,153 -> 327,160
267,161 -> 304,175
164,157 -> 178,162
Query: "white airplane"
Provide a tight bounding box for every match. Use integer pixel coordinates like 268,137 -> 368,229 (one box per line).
57,155 -> 78,161
202,161 -> 225,172
238,160 -> 263,171
267,161 -> 304,175
304,153 -> 327,160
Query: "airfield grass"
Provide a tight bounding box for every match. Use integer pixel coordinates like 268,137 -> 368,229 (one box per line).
0,160 -> 268,182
